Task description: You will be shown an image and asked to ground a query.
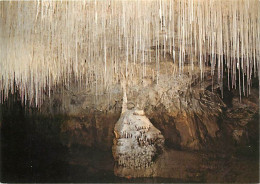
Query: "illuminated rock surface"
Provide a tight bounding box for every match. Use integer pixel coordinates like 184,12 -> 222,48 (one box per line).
112,109 -> 164,177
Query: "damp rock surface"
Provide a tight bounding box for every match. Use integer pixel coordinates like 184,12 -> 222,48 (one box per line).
112,109 -> 164,178
41,68 -> 225,151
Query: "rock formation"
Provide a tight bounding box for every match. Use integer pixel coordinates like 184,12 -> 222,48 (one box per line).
39,62 -> 257,153
41,64 -> 226,151
112,78 -> 164,178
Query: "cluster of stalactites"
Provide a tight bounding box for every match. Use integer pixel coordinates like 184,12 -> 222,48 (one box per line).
0,0 -> 259,107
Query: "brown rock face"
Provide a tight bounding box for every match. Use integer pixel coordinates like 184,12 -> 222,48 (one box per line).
60,113 -> 120,150
41,70 -> 226,151
135,74 -> 225,150
112,109 -> 164,178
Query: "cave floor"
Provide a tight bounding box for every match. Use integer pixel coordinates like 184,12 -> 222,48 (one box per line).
1,120 -> 259,183
63,145 -> 259,183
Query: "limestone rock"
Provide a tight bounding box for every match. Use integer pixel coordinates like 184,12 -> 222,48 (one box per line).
232,129 -> 248,144
41,64 -> 227,151
112,109 -> 164,178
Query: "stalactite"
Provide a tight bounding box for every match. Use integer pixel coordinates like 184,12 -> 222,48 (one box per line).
0,0 -> 259,108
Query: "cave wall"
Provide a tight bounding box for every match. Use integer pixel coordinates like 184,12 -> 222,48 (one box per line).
1,62 -> 259,182
37,63 -> 227,151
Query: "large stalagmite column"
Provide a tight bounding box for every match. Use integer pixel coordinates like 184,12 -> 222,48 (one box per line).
112,79 -> 164,177
112,109 -> 165,177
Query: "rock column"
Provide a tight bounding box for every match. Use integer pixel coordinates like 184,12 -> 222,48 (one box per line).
112,109 -> 164,177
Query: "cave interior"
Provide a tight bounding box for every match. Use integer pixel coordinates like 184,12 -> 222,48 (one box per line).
0,0 -> 259,183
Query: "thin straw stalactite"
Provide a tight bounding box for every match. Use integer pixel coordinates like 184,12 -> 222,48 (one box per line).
0,0 -> 259,108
